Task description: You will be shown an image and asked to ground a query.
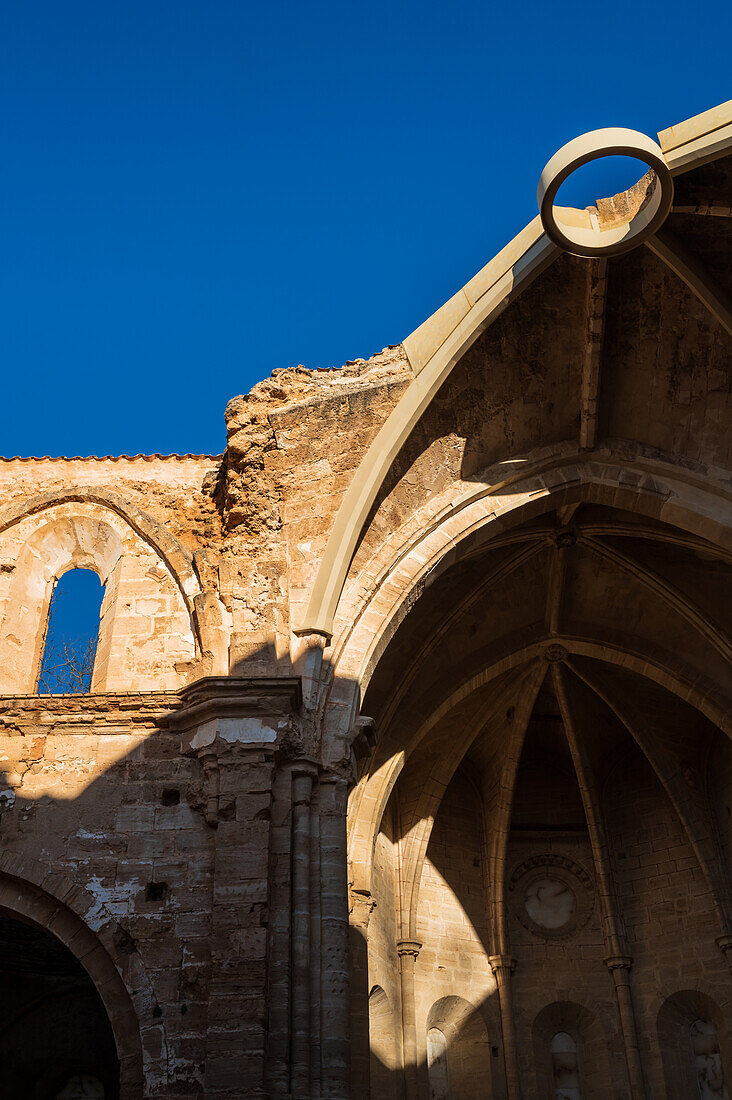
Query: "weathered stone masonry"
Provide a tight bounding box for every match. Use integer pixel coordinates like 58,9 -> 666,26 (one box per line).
1,101 -> 732,1099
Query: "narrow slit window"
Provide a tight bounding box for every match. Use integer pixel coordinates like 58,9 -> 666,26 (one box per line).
551,1031 -> 582,1100
37,568 -> 104,694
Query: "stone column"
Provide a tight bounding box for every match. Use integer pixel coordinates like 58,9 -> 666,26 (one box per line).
320,774 -> 351,1100
350,890 -> 376,1100
489,954 -> 521,1100
266,763 -> 293,1097
310,805 -> 322,1099
163,675 -> 302,1100
397,940 -> 422,1100
199,742 -> 275,1099
291,761 -> 318,1097
604,955 -> 646,1099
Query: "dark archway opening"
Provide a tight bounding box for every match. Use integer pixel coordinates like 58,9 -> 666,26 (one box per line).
0,910 -> 120,1099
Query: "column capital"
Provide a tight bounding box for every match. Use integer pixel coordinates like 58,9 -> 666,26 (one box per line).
604,953 -> 634,972
488,953 -> 517,974
289,756 -> 320,779
397,939 -> 422,959
349,889 -> 376,930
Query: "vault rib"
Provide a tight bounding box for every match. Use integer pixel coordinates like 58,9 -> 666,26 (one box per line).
551,664 -> 648,1099
483,662 -> 546,957
551,665 -> 628,958
375,540 -> 546,739
544,542 -> 568,634
646,228 -> 732,338
579,522 -> 732,565
581,534 -> 732,663
566,658 -> 732,936
580,257 -> 607,449
395,663 -> 542,945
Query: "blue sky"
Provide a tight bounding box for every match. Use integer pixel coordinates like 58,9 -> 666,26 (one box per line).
2,1 -> 729,458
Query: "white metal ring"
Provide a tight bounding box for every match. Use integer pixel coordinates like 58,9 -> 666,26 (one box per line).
537,128 -> 674,257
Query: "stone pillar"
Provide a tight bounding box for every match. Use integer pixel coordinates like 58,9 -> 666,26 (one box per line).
266,763 -> 293,1097
162,675 -> 302,1100
397,940 -> 422,1100
291,761 -> 318,1097
320,774 -> 351,1100
604,955 -> 646,1099
350,890 -> 376,1100
489,954 -> 521,1100
204,743 -> 275,1099
310,805 -> 322,1099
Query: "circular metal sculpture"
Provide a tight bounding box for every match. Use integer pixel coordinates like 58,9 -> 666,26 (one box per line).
538,127 -> 673,257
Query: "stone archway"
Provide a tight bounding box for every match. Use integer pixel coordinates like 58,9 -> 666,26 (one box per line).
344,482 -> 732,1099
0,873 -> 144,1099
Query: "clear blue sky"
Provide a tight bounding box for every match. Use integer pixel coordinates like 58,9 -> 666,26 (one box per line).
2,1 -> 729,458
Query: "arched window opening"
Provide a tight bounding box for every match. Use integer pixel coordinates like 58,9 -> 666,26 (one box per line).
37,569 -> 104,694
551,1031 -> 582,1100
691,1020 -> 729,1100
55,1075 -> 106,1099
427,1027 -> 450,1100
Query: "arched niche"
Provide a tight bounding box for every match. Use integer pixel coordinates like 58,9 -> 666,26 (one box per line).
368,985 -> 399,1100
531,1000 -> 616,1098
0,502 -> 197,692
657,990 -> 732,1100
550,1032 -> 581,1099
425,996 -> 497,1100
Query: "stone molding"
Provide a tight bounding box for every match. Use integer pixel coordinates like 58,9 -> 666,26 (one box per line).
0,675 -> 302,737
488,954 -> 518,975
396,939 -> 422,959
160,675 -> 302,735
604,954 -> 634,972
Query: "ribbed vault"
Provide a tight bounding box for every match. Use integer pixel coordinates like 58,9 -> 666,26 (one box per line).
350,498 -> 732,1099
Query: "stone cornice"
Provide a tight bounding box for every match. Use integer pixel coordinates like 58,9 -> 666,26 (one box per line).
0,676 -> 302,735
160,676 -> 302,732
0,691 -> 177,732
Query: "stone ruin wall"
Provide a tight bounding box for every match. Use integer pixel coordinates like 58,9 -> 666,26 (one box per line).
0,346 -> 411,1099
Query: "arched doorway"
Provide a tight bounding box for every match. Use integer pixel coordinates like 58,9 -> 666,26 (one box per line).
0,909 -> 120,1099
0,870 -> 144,1099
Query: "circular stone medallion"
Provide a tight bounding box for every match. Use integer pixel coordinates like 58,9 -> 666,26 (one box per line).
509,855 -> 593,941
524,876 -> 576,929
